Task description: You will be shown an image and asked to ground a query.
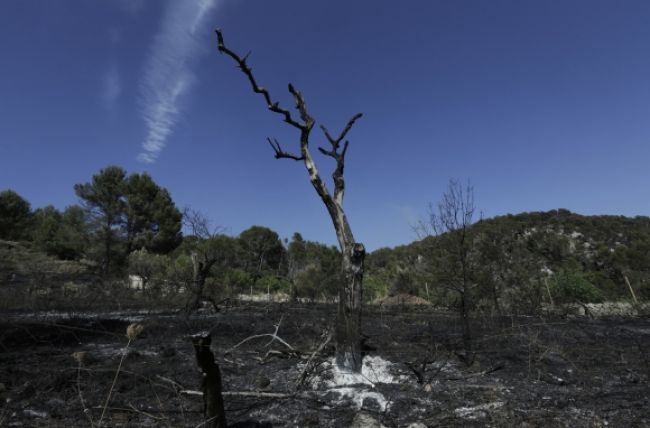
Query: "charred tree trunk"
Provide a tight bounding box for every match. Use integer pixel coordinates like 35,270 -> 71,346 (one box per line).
459,246 -> 474,365
191,333 -> 227,428
188,252 -> 212,313
335,243 -> 366,371
216,30 -> 366,372
459,290 -> 474,365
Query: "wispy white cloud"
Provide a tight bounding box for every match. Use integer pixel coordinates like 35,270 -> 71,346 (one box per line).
191,0 -> 216,33
137,0 -> 219,164
102,63 -> 121,109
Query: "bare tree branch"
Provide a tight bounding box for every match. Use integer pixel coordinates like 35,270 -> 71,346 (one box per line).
318,113 -> 363,206
216,29 -> 304,130
295,330 -> 332,389
215,29 -> 364,213
267,138 -> 304,161
215,28 -> 361,248
320,113 -> 363,153
183,207 -> 223,239
287,83 -> 314,129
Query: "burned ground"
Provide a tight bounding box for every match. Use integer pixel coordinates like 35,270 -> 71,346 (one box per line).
1,303 -> 649,427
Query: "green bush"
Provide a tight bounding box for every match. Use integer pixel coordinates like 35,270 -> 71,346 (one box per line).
223,269 -> 253,295
254,274 -> 290,295
550,269 -> 604,304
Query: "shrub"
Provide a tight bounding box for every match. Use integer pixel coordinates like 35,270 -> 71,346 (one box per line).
550,269 -> 604,304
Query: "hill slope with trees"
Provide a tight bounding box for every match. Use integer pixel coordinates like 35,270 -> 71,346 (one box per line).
365,209 -> 650,310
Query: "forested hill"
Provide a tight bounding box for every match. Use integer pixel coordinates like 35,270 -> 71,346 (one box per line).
364,209 -> 650,307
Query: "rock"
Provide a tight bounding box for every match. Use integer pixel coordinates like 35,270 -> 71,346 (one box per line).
585,302 -> 637,317
350,412 -> 387,428
407,423 -> 428,428
564,304 -> 586,317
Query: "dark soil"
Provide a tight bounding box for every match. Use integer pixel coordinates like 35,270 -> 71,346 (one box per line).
1,303 -> 649,427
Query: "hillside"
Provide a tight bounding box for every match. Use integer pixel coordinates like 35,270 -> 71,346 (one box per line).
365,209 -> 650,309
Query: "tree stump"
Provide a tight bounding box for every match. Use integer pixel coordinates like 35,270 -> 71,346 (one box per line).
190,332 -> 227,428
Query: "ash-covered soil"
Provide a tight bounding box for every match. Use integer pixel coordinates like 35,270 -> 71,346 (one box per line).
1,303 -> 649,427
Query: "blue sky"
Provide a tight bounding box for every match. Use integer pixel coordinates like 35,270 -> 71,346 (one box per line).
1,0 -> 650,251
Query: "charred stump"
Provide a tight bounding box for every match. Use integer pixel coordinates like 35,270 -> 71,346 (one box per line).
188,253 -> 208,312
191,332 -> 227,428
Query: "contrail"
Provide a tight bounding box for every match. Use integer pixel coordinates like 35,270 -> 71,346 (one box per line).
137,0 -> 219,164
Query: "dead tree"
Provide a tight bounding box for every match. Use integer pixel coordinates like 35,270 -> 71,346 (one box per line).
215,30 -> 366,372
183,208 -> 224,312
420,179 -> 477,365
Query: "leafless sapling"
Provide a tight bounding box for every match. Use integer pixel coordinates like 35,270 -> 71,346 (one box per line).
215,29 -> 366,372
420,179 -> 478,365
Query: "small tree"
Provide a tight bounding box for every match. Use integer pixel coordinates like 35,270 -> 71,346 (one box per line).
182,208 -> 236,312
0,189 -> 32,241
57,205 -> 91,260
287,232 -> 308,301
550,268 -> 604,304
216,30 -> 366,371
239,225 -> 285,280
127,249 -> 169,293
123,173 -> 182,254
75,166 -> 182,277
421,179 -> 477,364
75,166 -> 127,277
31,205 -> 63,255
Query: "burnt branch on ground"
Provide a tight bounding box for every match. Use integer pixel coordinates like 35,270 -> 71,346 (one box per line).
224,316 -> 295,356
